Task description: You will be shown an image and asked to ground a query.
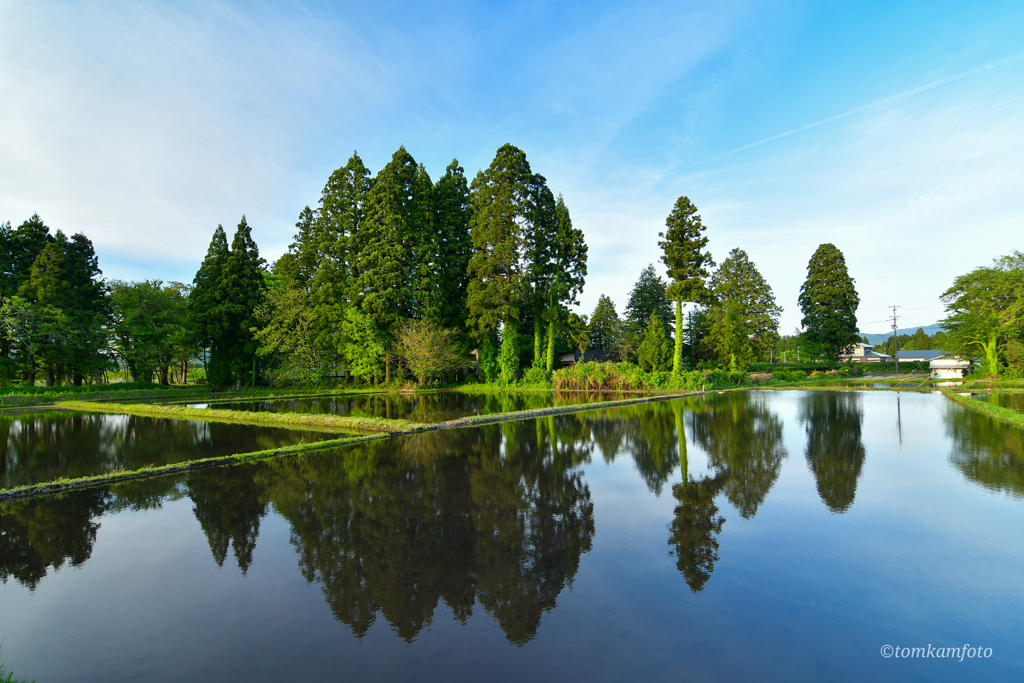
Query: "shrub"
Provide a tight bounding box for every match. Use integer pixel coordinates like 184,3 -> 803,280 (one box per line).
771,370 -> 806,382
552,361 -> 747,392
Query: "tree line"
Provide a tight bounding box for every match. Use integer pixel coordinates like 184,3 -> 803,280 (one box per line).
2,144 -> 869,389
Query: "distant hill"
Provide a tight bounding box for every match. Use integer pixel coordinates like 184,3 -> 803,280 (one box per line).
861,323 -> 942,346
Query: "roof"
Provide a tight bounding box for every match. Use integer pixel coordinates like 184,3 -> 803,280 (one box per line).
896,350 -> 948,361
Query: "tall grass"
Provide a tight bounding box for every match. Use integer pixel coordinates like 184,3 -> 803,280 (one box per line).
552,361 -> 747,392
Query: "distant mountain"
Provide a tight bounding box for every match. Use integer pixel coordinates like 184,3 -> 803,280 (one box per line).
861,323 -> 942,346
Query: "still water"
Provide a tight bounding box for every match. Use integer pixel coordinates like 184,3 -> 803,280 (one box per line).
2,390 -> 1023,682
0,411 -> 336,488
976,391 -> 1024,415
187,390 -> 618,423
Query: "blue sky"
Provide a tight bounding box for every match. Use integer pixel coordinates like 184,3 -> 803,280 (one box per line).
1,1 -> 1022,333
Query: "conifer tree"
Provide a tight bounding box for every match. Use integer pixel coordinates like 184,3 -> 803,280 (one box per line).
798,243 -> 860,360
430,160 -> 473,330
588,295 -> 621,351
218,216 -> 267,388
659,196 -> 714,372
625,264 -> 673,334
544,194 -> 587,371
704,248 -> 781,367
637,313 -> 673,371
188,225 -> 229,381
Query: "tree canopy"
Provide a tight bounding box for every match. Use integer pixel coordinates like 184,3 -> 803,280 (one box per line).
798,243 -> 859,360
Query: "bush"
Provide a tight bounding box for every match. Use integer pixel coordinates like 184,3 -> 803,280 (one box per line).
552,361 -> 746,392
521,367 -> 550,384
771,370 -> 807,382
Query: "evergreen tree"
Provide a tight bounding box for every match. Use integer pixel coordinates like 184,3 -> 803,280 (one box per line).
466,144 -> 534,338
704,249 -> 781,367
544,194 -> 587,371
200,217 -> 266,388
524,180 -> 557,368
430,160 -> 473,329
188,225 -> 229,383
588,295 -> 621,351
637,313 -> 673,371
659,196 -> 714,372
17,230 -> 110,385
625,264 -> 673,334
798,244 -> 860,360
1,214 -> 53,299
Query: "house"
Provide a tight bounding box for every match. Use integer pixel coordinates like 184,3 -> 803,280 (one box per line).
558,349 -> 611,366
895,350 -> 948,363
838,343 -> 893,363
930,356 -> 971,379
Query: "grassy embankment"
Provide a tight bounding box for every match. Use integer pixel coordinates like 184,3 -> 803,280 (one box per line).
940,388 -> 1024,429
5,391 -> 696,500
0,381 -> 213,409
54,400 -> 423,434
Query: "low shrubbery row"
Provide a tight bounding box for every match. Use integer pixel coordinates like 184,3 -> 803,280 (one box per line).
552,362 -> 747,392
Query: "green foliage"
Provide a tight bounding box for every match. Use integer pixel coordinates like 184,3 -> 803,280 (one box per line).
588,294 -> 621,352
659,196 -> 714,371
637,314 -> 673,372
498,327 -> 519,384
110,280 -> 192,384
478,335 -> 499,383
704,248 -> 781,368
624,264 -> 673,334
254,285 -> 326,386
770,369 -> 807,382
466,144 -> 534,336
396,319 -> 466,385
353,147 -> 434,338
940,252 -> 1024,378
552,361 -> 746,392
430,160 -> 473,329
339,307 -> 388,384
798,243 -> 860,360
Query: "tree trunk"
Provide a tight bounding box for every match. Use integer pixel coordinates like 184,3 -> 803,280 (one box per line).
545,322 -> 555,373
673,298 -> 683,373
159,366 -> 170,385
533,316 -> 542,368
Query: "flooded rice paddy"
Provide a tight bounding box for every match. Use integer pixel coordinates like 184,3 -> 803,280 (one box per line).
0,411 -> 336,488
2,390 -> 1023,681
185,390 -> 619,423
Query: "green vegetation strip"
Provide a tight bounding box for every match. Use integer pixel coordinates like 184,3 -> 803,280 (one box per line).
3,391 -> 699,501
53,400 -> 424,434
941,389 -> 1024,429
0,434 -> 387,502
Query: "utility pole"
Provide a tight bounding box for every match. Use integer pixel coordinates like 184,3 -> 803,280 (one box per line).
890,305 -> 901,373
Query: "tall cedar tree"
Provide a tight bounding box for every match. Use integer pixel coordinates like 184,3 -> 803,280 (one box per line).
588,294 -> 621,352
188,225 -> 229,375
625,264 -> 673,334
704,248 -> 781,367
466,144 -> 536,375
798,244 -> 860,360
524,180 -> 557,368
544,195 -> 587,371
352,147 -> 433,380
430,160 -> 473,329
18,230 -> 109,385
312,152 -> 373,362
659,197 -> 714,372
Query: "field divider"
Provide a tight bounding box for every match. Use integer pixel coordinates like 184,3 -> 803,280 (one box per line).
940,388 -> 1024,428
52,400 -> 424,434
3,391 -> 699,501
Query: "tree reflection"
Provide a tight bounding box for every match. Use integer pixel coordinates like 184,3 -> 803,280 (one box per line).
187,466 -> 268,574
688,393 -> 787,518
800,392 -> 866,513
945,403 -> 1024,498
259,417 -> 594,645
667,392 -> 788,592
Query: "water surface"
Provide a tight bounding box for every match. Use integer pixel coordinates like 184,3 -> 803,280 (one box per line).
0,411 -> 335,488
2,390 -> 1023,682
187,390 -> 620,423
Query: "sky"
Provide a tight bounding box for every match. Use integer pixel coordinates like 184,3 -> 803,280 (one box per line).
1,0 -> 1022,334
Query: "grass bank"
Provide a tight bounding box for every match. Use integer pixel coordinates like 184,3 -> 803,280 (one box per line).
54,400 -> 424,434
941,388 -> 1024,429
